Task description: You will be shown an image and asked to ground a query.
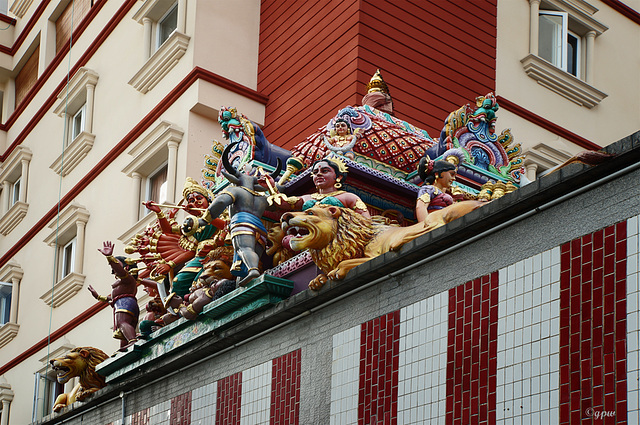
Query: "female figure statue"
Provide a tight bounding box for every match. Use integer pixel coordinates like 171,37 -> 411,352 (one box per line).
286,156 -> 370,218
415,157 -> 457,223
415,153 -> 487,230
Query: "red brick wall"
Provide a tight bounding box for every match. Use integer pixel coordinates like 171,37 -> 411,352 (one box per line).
446,272 -> 499,424
559,223 -> 628,424
258,0 -> 497,150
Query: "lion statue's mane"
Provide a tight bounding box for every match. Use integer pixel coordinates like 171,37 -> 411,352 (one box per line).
310,209 -> 378,274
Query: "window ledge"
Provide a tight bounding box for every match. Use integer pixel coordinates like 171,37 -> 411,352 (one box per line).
128,31 -> 190,94
40,272 -> 86,307
0,322 -> 19,349
0,201 -> 28,236
9,0 -> 33,19
50,132 -> 96,176
521,54 -> 607,108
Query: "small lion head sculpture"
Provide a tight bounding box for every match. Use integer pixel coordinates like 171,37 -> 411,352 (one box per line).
49,347 -> 109,412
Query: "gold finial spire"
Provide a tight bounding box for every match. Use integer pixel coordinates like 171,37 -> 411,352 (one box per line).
366,69 -> 389,94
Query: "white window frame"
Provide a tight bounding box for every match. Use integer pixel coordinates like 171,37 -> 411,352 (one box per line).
59,238 -> 76,280
155,3 -> 178,51
522,0 -> 608,108
0,282 -> 11,326
538,11 -> 582,78
130,0 -> 190,94
41,203 -> 89,307
32,341 -> 76,422
0,146 -> 31,236
121,121 -> 183,230
145,162 -> 169,207
0,261 -> 22,349
32,372 -> 64,421
51,67 -> 98,176
10,176 -> 20,207
70,103 -> 86,142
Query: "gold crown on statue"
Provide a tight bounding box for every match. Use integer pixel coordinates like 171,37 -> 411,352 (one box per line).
182,177 -> 212,201
323,153 -> 349,174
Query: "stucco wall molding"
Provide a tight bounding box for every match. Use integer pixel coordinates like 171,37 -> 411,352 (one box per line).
0,201 -> 27,236
49,132 -> 96,177
128,31 -> 190,94
521,54 -> 607,108
9,0 -> 34,19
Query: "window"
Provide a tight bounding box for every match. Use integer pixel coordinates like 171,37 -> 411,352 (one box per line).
156,4 -> 178,50
0,261 -> 22,348
51,68 -> 98,176
41,203 -> 89,307
147,163 -> 168,205
14,45 -> 39,108
0,282 -> 11,325
71,104 -> 86,141
32,341 -> 76,421
10,176 -> 20,206
60,238 -> 76,279
55,0 -> 93,54
522,0 -> 608,108
33,373 -> 64,420
130,0 -> 189,93
0,146 -> 31,236
121,120 -> 183,227
538,11 -> 580,77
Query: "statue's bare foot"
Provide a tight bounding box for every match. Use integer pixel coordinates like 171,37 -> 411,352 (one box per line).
237,269 -> 260,287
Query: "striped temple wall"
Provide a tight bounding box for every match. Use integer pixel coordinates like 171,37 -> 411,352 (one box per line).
102,214 -> 639,425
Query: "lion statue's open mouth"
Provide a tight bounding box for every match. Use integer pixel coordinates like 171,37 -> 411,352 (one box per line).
281,208 -> 337,253
50,363 -> 72,383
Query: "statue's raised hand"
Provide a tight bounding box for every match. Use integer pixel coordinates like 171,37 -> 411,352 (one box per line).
87,285 -> 100,299
98,241 -> 114,256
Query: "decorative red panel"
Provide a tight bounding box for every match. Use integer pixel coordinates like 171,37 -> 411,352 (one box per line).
559,222 -> 627,425
358,310 -> 400,425
216,372 -> 242,425
270,349 -> 302,424
446,272 -> 499,425
259,0 -> 497,150
170,392 -> 192,425
130,407 -> 149,425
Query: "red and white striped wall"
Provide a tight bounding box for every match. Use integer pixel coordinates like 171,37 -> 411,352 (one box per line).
331,217 -> 639,425
117,349 -> 301,425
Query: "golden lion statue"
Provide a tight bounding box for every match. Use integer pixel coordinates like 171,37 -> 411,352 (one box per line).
281,206 -> 432,290
50,347 -> 109,412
